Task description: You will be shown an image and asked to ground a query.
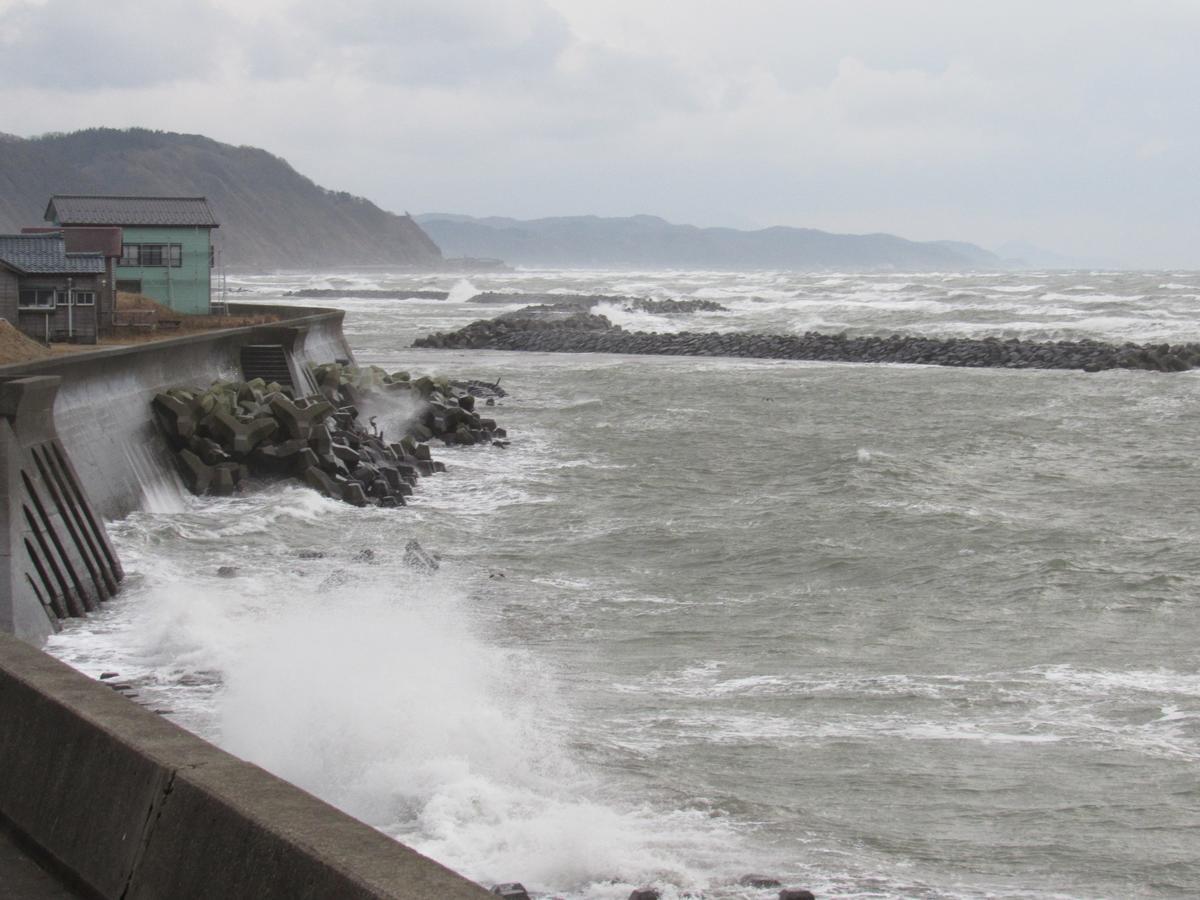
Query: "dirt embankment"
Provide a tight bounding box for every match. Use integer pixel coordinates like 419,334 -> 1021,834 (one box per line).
0,320 -> 54,365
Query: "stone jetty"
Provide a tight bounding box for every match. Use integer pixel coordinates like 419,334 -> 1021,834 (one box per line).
415,300 -> 1200,372
152,364 -> 507,506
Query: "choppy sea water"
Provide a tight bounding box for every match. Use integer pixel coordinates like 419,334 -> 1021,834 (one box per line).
48,270 -> 1200,899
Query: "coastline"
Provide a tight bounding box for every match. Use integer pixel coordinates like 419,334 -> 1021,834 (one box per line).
0,304 -> 498,898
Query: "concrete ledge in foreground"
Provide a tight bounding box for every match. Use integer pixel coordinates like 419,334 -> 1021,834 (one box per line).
0,632 -> 490,900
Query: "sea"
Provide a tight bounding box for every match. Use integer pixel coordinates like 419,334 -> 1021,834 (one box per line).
47,270 -> 1200,899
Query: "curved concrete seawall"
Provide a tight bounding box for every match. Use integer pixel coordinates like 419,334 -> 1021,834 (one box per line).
0,304 -> 357,644
0,305 -> 492,898
0,304 -> 355,522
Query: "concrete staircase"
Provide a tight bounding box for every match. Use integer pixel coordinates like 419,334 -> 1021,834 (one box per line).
239,344 -> 293,389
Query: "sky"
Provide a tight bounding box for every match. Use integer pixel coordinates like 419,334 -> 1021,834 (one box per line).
1,0 -> 1198,267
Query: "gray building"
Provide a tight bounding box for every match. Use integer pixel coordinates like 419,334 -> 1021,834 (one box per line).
0,233 -> 106,344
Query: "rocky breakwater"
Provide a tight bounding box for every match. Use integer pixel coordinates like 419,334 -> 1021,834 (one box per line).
151,366 -> 507,507
416,301 -> 1200,372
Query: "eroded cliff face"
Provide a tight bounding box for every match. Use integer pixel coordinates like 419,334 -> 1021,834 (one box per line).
0,128 -> 444,269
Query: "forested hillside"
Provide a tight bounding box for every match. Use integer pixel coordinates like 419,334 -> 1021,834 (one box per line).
0,129 -> 442,269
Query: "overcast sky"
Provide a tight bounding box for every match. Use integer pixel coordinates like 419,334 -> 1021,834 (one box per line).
2,0 -> 1198,267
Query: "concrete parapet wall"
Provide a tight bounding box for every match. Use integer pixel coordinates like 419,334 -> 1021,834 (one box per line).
0,631 -> 491,899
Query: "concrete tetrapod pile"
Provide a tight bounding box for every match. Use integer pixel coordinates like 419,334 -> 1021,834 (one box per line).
152,364 -> 507,507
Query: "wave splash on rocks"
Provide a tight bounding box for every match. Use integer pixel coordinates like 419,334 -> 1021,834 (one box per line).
151,366 -> 508,507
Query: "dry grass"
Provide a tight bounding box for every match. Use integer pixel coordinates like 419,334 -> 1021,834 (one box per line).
0,294 -> 285,363
114,292 -> 280,338
0,319 -> 54,365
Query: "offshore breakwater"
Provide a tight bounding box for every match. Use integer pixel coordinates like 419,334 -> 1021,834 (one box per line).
0,306 -> 497,899
413,296 -> 1200,372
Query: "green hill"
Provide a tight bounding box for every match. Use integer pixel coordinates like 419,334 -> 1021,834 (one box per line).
0,128 -> 442,269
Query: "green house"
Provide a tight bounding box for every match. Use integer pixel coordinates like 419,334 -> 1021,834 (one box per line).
45,195 -> 219,315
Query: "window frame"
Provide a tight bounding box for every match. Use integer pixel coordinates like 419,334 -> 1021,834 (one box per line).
72,290 -> 96,307
139,244 -> 166,267
18,287 -> 57,310
118,242 -> 183,267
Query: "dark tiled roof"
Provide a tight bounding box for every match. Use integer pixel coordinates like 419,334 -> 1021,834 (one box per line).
46,195 -> 219,227
0,234 -> 106,274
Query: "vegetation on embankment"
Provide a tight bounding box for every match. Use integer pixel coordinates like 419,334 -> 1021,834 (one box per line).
114,292 -> 279,336
0,320 -> 54,364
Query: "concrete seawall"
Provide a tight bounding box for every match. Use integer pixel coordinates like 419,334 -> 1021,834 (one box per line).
0,303 -> 354,522
0,306 -> 494,898
0,304 -> 359,644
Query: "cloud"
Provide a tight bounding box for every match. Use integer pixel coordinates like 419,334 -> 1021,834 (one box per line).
0,0 -> 1198,264
248,0 -> 572,86
0,0 -> 230,88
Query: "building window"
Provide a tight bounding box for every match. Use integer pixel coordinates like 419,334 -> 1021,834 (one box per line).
18,288 -> 57,310
116,279 -> 142,294
119,243 -> 182,267
141,244 -> 165,266
72,291 -> 96,306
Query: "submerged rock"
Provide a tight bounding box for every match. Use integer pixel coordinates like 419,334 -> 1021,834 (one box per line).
403,539 -> 439,574
740,874 -> 782,888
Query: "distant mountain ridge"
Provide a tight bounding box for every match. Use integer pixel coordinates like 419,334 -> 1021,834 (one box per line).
417,213 -> 1006,271
0,128 -> 442,269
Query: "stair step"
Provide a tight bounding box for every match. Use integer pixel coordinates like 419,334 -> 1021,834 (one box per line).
240,345 -> 293,389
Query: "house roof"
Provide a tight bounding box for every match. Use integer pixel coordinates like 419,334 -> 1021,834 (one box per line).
45,195 -> 219,228
0,233 -> 106,275
22,226 -> 123,258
